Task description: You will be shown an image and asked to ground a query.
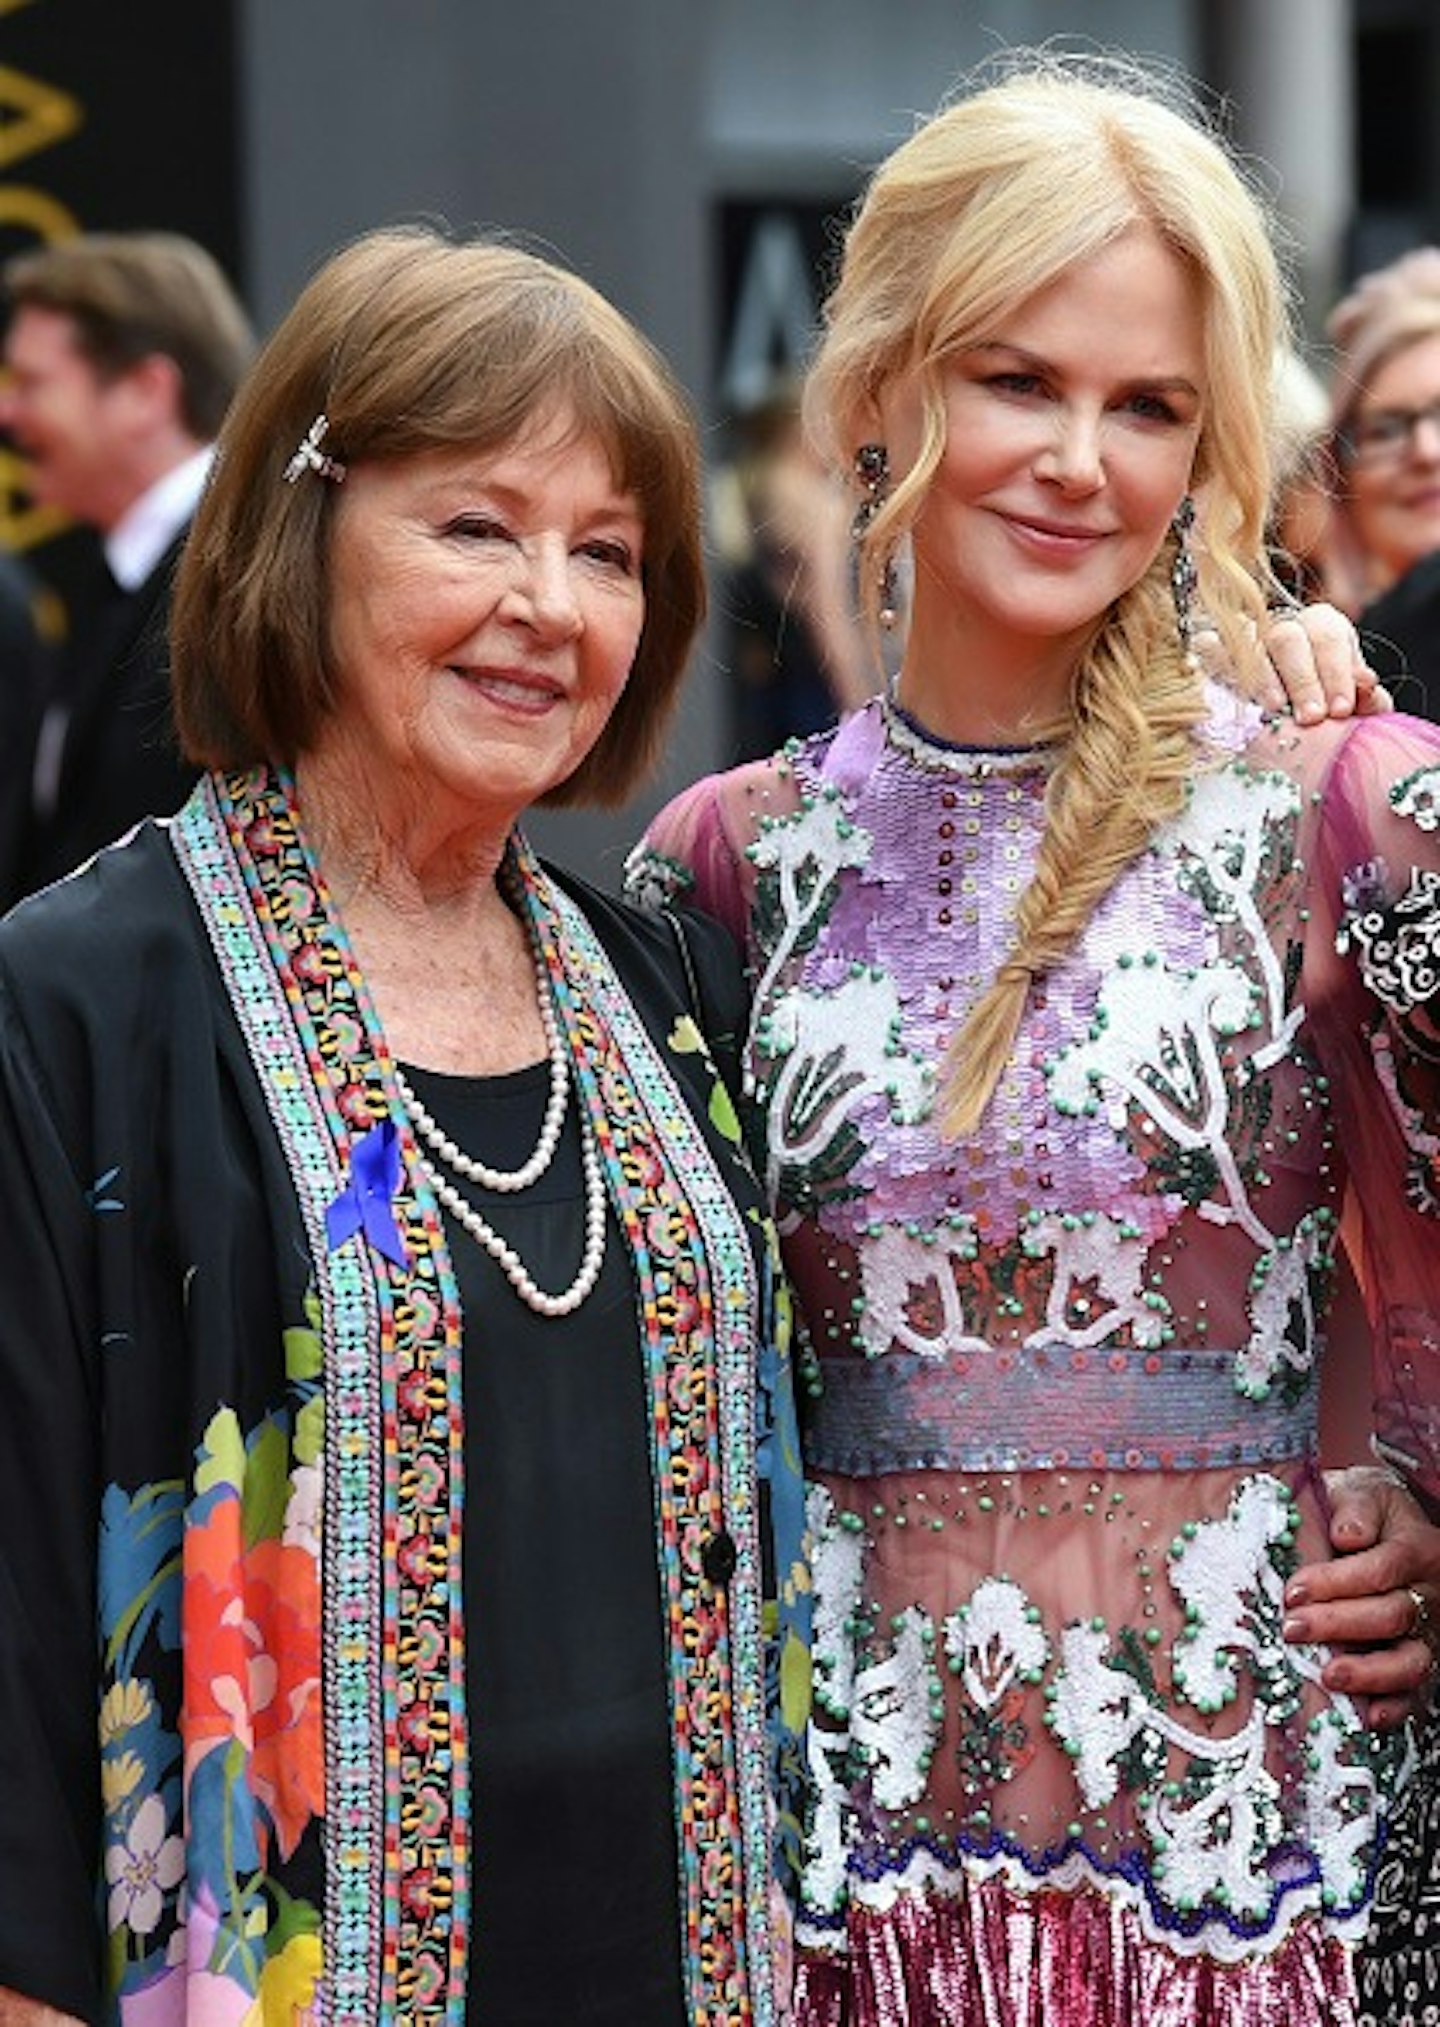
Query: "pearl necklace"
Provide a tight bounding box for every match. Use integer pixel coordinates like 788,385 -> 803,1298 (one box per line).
395,935 -> 608,1317
394,970 -> 568,1192
410,1100 -> 609,1318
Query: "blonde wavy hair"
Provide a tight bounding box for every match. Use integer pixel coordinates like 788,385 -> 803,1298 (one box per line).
803,52 -> 1288,1134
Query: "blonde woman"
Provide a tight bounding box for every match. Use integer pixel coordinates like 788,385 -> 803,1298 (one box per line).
630,54 -> 1440,2023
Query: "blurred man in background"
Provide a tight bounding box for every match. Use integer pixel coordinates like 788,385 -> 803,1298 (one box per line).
0,231 -> 253,903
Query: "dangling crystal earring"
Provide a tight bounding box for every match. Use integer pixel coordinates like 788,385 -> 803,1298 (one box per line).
1170,493 -> 1198,670
852,442 -> 900,629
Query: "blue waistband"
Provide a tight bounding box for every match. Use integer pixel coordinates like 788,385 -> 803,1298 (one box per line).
803,1341 -> 1318,1476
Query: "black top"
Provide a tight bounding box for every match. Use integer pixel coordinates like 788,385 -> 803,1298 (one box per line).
1359,552 -> 1440,723
403,1061 -> 685,2025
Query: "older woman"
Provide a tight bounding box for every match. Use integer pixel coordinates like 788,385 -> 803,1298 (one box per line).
1295,247 -> 1440,720
1324,248 -> 1440,616
630,54 -> 1440,2024
0,227 -> 804,2025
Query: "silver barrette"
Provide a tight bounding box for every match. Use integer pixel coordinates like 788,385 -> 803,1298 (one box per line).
283,413 -> 347,486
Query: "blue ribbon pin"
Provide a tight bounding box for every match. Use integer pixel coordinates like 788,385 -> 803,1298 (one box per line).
325,1117 -> 409,1268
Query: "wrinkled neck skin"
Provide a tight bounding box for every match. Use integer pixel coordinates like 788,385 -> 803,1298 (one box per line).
292,735 -> 544,1077
294,727 -> 514,928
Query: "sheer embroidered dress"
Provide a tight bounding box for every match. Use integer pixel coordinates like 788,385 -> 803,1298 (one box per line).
628,692 -> 1440,2024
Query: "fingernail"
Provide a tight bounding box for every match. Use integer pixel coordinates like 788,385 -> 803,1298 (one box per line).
1283,1615 -> 1307,1642
1286,1581 -> 1309,1606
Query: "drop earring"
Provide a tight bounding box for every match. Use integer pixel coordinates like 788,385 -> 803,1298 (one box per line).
1170,493 -> 1198,670
852,442 -> 900,629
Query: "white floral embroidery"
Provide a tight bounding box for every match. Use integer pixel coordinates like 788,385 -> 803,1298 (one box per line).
802,1484 -> 863,1916
1021,1208 -> 1169,1349
1369,1026 -> 1440,1216
852,1608 -> 940,1812
808,1482 -> 863,1722
1047,1477 -> 1361,1922
944,1578 -> 1049,1712
1168,1477 -> 1297,1714
743,791 -> 932,1202
859,1218 -> 985,1359
747,789 -> 873,1016
1048,1620 -> 1164,1810
1160,766 -> 1304,1068
1393,764 -> 1440,832
620,842 -> 689,912
1236,1213 -> 1331,1400
758,968 -> 931,1203
1049,955 -> 1272,1246
802,1724 -> 853,1918
1151,1753 -> 1285,1921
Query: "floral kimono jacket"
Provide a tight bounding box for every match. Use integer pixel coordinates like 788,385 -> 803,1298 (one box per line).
0,768 -> 807,2025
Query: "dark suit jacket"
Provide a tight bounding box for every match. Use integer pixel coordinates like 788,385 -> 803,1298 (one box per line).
1358,553 -> 1440,723
0,550 -> 53,906
9,530 -> 200,904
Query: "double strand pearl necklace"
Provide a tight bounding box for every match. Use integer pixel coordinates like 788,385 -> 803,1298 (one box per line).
394,935 -> 608,1318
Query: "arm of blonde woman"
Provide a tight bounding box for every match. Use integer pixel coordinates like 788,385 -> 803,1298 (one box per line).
1284,1466 -> 1440,1730
0,1991 -> 83,2026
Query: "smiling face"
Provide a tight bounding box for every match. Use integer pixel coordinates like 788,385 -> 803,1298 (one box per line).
880,227 -> 1206,738
1343,330 -> 1440,594
319,413 -> 646,840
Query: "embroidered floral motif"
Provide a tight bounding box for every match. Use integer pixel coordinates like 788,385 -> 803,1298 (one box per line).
1337,865 -> 1440,1015
1161,763 -> 1305,1069
635,701 -> 1440,1998
943,1578 -> 1049,1788
1239,1208 -> 1335,1402
1391,762 -> 1440,831
745,792 -> 931,1209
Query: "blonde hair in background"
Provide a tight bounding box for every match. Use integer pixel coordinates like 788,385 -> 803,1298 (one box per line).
804,50 -> 1289,1134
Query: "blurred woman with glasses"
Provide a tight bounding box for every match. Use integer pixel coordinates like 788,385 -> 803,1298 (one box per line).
1316,248 -> 1440,717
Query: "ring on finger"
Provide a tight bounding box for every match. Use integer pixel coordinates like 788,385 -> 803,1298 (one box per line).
1405,1584 -> 1438,1651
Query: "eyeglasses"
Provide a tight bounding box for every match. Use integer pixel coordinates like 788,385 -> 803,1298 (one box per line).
1342,397 -> 1440,466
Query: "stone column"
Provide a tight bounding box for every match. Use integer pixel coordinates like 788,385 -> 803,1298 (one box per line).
1201,0 -> 1355,338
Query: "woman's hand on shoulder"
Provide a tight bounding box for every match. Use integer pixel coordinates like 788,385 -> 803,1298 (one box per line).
1283,1463 -> 1440,1730
1256,601 -> 1393,724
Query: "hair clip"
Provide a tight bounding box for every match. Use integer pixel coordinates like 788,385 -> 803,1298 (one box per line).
284,413 -> 347,486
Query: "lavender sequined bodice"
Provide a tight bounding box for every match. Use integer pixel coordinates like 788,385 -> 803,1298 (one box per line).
747,696 -> 1336,1461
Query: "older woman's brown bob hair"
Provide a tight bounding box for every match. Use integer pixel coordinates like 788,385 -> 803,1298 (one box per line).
171,224 -> 705,807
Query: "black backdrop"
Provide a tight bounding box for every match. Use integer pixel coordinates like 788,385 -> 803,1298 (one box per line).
0,0 -> 243,599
